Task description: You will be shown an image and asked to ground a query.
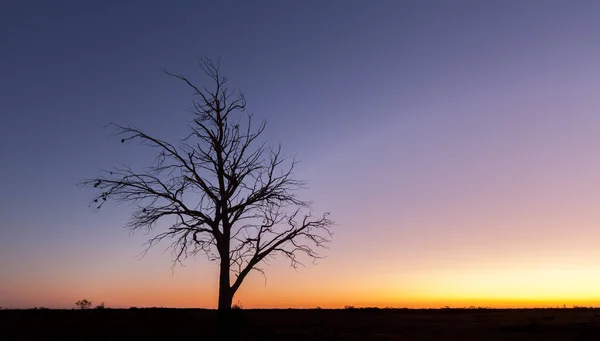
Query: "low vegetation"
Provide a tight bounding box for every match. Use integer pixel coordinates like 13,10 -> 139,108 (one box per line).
2,307 -> 600,340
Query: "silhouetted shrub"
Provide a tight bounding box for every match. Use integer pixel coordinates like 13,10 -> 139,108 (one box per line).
232,300 -> 244,310
75,299 -> 92,310
95,302 -> 106,310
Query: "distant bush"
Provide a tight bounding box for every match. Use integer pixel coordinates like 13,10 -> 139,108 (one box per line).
75,299 -> 92,310
343,305 -> 356,310
95,302 -> 106,310
232,300 -> 244,310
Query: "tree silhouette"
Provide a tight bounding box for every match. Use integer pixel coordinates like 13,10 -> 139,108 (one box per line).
80,58 -> 334,336
75,299 -> 92,310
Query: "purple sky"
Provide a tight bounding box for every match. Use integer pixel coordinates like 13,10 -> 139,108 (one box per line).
2,0 -> 600,308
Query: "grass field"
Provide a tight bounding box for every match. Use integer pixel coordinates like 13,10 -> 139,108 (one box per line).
2,307 -> 600,340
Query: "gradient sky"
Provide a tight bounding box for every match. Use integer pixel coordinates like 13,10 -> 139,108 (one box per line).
2,0 -> 600,309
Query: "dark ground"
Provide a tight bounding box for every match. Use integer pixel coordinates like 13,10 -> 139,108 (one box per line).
2,307 -> 600,340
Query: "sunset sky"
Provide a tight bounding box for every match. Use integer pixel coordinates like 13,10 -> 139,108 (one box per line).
2,0 -> 600,309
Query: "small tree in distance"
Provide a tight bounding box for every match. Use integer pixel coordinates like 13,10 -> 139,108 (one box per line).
80,58 -> 334,336
75,299 -> 92,310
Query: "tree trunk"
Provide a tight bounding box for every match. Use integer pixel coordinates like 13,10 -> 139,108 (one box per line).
216,258 -> 233,339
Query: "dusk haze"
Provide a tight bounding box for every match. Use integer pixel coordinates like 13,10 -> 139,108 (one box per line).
2,0 -> 600,313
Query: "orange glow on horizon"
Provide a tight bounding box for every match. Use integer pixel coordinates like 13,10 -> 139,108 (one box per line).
9,272 -> 600,310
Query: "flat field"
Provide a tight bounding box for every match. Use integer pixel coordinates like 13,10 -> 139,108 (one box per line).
2,307 -> 600,340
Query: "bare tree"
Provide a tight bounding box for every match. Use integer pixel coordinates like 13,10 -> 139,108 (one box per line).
75,299 -> 92,310
80,58 -> 334,333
